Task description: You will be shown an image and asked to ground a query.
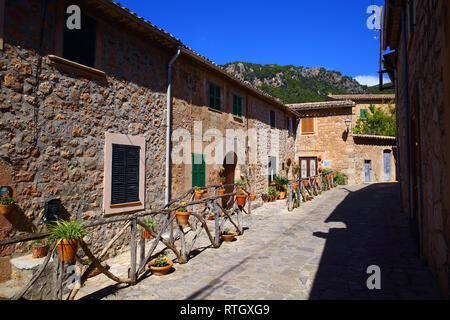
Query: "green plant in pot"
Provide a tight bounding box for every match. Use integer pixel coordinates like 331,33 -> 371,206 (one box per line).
236,189 -> 247,207
268,186 -> 277,201
0,193 -> 15,215
148,253 -> 173,276
48,219 -> 89,262
274,176 -> 290,199
141,216 -> 156,239
221,227 -> 236,242
176,202 -> 191,226
236,179 -> 247,192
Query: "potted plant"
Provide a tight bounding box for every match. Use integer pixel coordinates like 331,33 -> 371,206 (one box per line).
0,193 -> 15,215
176,202 -> 191,226
250,194 -> 256,201
221,228 -> 236,242
32,238 -> 48,259
148,253 -> 173,276
81,257 -> 109,278
141,216 -> 156,239
261,194 -> 269,202
48,220 -> 89,262
306,195 -> 313,201
268,187 -> 277,201
274,176 -> 289,199
194,187 -> 205,200
292,182 -> 299,191
318,167 -> 323,173
236,190 -> 247,207
236,179 -> 247,192
303,179 -> 309,188
217,188 -> 225,196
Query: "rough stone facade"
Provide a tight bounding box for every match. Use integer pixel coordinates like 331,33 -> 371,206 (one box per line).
383,0 -> 450,298
291,98 -> 397,184
0,0 -> 296,285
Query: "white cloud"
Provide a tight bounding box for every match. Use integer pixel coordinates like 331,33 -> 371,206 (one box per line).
354,75 -> 391,87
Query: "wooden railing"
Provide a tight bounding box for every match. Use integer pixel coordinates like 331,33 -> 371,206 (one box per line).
0,183 -> 253,300
287,171 -> 336,211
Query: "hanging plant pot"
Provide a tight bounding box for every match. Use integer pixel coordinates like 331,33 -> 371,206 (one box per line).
148,259 -> 173,276
217,188 -> 225,196
318,155 -> 322,162
221,231 -> 236,242
250,194 -> 256,201
319,167 -> 323,173
176,210 -> 191,226
142,229 -> 151,239
279,191 -> 286,200
292,183 -> 299,191
0,204 -> 13,215
236,194 -> 247,207
57,239 -> 79,262
32,244 -> 48,259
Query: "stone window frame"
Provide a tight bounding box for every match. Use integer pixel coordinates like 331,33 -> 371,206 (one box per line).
103,132 -> 146,216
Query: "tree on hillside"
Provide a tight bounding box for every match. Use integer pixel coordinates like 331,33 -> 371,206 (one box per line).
353,102 -> 396,137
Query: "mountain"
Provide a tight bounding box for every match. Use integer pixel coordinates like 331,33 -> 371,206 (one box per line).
221,61 -> 393,103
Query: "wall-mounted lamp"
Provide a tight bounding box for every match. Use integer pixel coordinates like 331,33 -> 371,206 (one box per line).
345,117 -> 352,134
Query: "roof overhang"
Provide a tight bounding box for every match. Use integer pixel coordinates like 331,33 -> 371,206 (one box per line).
383,0 -> 404,51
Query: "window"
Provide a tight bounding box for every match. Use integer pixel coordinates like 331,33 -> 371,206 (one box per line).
209,83 -> 221,110
111,144 -> 140,205
192,153 -> 206,187
360,109 -> 368,120
103,133 -> 145,216
63,8 -> 97,67
301,118 -> 314,134
270,110 -> 275,127
232,93 -> 242,118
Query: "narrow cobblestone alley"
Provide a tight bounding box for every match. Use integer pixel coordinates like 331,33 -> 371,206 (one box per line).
79,183 -> 443,300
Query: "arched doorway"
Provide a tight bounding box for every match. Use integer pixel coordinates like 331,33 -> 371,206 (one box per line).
223,152 -> 237,209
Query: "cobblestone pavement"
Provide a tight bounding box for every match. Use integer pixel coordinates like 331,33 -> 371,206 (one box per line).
79,183 -> 443,300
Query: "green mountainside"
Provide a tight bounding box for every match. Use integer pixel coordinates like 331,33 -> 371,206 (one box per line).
221,61 -> 393,103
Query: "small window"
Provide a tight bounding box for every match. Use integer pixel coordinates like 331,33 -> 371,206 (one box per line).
63,7 -> 97,67
232,93 -> 242,118
301,118 -> 314,134
209,83 -> 221,110
270,110 -> 276,127
360,109 -> 368,120
192,153 -> 206,187
111,144 -> 140,205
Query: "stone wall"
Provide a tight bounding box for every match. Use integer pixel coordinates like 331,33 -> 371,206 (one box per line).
0,0 -> 169,278
392,0 -> 449,297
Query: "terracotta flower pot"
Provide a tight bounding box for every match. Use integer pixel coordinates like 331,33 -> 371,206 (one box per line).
236,194 -> 247,207
326,175 -> 331,181
221,231 -> 236,242
303,180 -> 309,187
57,239 -> 79,262
148,259 -> 173,276
307,195 -> 313,201
208,213 -> 215,221
0,204 -> 13,215
318,190 -> 322,194
195,191 -> 203,200
315,177 -> 320,184
279,191 -> 286,200
250,194 -> 256,201
333,172 -> 337,178
217,188 -> 225,196
32,245 -> 48,259
176,210 -> 191,226
319,168 -> 323,173
142,229 -> 151,239
292,183 -> 299,191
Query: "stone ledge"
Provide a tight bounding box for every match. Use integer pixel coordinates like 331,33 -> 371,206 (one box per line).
46,55 -> 106,80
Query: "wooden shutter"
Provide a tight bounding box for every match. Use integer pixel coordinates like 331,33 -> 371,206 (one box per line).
111,144 -> 140,204
302,118 -> 314,133
192,154 -> 205,187
63,8 -> 97,67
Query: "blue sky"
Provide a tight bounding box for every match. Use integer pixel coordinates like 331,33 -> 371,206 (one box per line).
119,0 -> 389,86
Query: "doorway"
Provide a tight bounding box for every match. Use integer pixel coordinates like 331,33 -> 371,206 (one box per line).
223,152 -> 237,208
383,150 -> 391,181
364,160 -> 371,183
299,157 -> 318,178
268,156 -> 277,184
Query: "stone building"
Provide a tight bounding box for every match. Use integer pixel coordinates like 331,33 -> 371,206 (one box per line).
0,0 -> 296,283
383,0 -> 449,297
288,94 -> 397,184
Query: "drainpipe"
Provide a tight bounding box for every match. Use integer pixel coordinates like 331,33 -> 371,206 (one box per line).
165,47 -> 181,206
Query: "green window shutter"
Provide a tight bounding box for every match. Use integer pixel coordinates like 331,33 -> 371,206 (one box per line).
215,85 -> 221,110
232,94 -> 236,115
192,154 -> 205,187
232,94 -> 242,117
238,96 -> 242,117
111,144 -> 140,204
209,83 -> 215,109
